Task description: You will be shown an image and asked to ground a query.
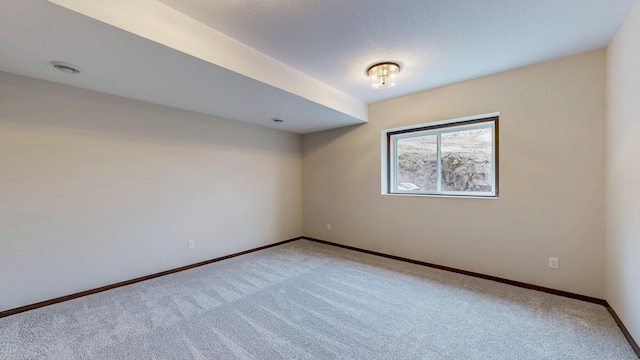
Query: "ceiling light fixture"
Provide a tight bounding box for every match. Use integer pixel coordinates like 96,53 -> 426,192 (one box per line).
50,61 -> 82,74
367,62 -> 400,89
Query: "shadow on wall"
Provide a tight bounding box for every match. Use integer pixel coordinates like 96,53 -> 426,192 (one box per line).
302,123 -> 364,158
0,72 -> 300,156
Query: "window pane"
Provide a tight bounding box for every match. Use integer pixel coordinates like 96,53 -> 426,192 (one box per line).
397,135 -> 437,191
441,127 -> 492,192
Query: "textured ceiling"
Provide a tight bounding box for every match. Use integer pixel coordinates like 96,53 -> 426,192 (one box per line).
0,0 -> 635,133
157,0 -> 634,104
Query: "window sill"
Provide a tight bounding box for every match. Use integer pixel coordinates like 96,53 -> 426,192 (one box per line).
382,193 -> 499,200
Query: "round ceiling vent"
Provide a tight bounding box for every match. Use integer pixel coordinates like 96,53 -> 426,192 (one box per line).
50,61 -> 82,74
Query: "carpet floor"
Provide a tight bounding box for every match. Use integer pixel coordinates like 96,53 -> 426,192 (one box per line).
0,240 -> 637,359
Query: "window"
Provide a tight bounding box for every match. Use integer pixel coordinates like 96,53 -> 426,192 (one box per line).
382,114 -> 498,197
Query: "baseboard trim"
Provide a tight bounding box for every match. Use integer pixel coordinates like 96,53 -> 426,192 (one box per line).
302,237 -> 607,306
606,302 -> 640,358
303,238 -> 640,356
0,237 -> 302,319
4,235 -> 638,359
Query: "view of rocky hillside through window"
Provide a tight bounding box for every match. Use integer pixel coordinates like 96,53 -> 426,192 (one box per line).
397,128 -> 493,192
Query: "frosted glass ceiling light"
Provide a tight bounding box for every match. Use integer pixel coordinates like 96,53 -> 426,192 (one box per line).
367,62 -> 400,89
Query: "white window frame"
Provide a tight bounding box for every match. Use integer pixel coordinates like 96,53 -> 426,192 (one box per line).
381,112 -> 499,198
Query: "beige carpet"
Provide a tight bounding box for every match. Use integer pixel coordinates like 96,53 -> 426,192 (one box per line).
0,240 -> 637,359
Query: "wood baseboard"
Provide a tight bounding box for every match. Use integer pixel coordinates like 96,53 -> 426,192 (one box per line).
606,302 -> 640,358
302,237 -> 606,305
301,237 -> 640,357
3,235 -> 638,359
0,237 -> 302,319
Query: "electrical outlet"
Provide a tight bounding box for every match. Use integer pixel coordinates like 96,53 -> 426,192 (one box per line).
188,240 -> 195,249
326,223 -> 331,231
549,257 -> 559,269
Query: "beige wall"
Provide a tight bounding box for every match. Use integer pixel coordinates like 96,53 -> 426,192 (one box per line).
0,72 -> 303,311
606,0 -> 640,342
303,50 -> 607,298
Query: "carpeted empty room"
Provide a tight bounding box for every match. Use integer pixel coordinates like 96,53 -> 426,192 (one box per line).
3,1 -> 640,359
0,240 -> 636,359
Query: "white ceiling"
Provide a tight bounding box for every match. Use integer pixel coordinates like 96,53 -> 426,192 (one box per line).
0,0 -> 635,134
156,0 -> 635,104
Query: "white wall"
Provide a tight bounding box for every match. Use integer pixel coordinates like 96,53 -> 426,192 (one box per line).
0,72 -> 303,311
606,0 -> 640,342
303,50 -> 607,298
